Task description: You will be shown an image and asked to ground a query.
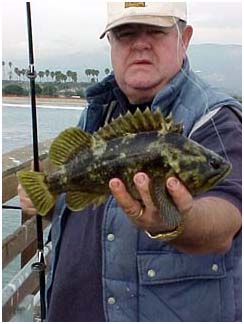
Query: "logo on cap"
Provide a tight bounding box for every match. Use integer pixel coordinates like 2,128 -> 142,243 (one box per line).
125,2 -> 145,8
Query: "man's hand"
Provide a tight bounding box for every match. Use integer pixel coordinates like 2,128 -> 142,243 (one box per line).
109,172 -> 192,235
18,184 -> 37,216
109,172 -> 241,254
17,161 -> 42,217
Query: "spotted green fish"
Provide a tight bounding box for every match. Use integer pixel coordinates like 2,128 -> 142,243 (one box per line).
17,108 -> 231,228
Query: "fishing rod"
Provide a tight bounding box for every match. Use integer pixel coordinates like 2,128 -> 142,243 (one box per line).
26,2 -> 46,320
2,205 -> 22,210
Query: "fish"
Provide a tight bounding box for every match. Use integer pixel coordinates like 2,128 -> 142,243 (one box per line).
17,108 -> 232,228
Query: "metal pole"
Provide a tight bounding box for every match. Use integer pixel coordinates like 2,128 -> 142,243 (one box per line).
26,2 -> 46,320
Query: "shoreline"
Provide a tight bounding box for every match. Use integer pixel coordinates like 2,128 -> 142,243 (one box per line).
2,95 -> 87,107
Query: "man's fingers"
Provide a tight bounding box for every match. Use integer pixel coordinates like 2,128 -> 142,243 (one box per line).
17,183 -> 28,198
22,207 -> 37,217
109,178 -> 141,218
18,184 -> 37,216
166,177 -> 193,214
17,161 -> 44,217
133,173 -> 157,212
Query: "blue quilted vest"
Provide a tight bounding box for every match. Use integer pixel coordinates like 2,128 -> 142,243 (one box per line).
46,58 -> 242,321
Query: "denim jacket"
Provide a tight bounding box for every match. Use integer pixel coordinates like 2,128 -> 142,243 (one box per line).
46,58 -> 242,321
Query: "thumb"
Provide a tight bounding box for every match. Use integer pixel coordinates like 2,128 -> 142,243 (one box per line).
166,177 -> 193,215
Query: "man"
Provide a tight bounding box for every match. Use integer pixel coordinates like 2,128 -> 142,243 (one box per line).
18,2 -> 242,322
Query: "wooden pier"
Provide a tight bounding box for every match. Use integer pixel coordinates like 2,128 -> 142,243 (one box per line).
2,140 -> 53,322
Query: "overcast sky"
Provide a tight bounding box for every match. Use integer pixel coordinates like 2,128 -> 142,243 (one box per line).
2,1 -> 242,68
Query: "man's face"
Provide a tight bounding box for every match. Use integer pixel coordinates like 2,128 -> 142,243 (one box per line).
108,23 -> 192,104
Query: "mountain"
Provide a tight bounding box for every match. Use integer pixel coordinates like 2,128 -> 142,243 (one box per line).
188,44 -> 242,97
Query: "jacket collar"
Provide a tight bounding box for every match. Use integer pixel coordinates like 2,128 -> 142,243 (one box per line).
151,58 -> 190,115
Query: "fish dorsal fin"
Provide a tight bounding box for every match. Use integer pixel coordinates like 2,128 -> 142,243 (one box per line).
163,112 -> 184,134
49,127 -> 94,166
94,107 -> 183,141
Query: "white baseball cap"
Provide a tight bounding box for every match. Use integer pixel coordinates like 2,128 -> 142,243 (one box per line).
100,2 -> 187,39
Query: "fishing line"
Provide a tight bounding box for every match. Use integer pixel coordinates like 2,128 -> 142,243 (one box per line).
173,17 -> 209,115
173,17 -> 230,162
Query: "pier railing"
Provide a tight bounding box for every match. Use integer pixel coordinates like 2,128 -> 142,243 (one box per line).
2,140 -> 53,322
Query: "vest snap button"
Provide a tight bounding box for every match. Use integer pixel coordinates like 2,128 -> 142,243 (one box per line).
108,297 -> 116,305
147,269 -> 156,278
212,264 -> 218,272
107,233 -> 115,241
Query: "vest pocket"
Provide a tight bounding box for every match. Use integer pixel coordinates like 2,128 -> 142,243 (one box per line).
137,252 -> 228,322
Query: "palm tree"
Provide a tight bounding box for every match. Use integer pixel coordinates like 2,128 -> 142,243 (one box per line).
85,69 -> 91,81
105,68 -> 110,76
55,71 -> 62,82
14,67 -> 21,81
90,69 -> 99,82
21,69 -> 27,81
2,61 -> 6,80
38,71 -> 45,82
62,74 -> 67,83
66,70 -> 72,82
60,73 -> 66,83
71,71 -> 77,83
8,61 -> 13,80
94,69 -> 100,82
45,69 -> 50,81
50,71 -> 55,81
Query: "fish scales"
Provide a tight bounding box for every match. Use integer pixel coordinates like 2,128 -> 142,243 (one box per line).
47,131 -> 168,195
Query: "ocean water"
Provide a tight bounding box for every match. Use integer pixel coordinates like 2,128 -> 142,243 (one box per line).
2,104 -> 84,154
2,103 -> 84,287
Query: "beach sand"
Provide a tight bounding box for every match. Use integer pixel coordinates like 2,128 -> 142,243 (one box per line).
2,95 -> 87,107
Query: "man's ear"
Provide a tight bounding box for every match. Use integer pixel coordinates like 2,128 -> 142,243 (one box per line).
107,32 -> 111,43
182,25 -> 193,50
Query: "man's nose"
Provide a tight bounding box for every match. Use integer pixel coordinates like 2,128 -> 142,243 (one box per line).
131,32 -> 152,50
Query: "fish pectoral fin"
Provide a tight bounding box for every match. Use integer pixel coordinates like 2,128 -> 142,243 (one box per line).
150,178 -> 182,229
49,127 -> 95,166
66,191 -> 108,211
17,171 -> 56,216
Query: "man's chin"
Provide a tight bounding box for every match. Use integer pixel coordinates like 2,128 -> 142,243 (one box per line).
126,78 -> 158,90
124,84 -> 157,104
119,75 -> 163,102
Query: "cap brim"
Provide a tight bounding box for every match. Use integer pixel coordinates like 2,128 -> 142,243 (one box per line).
100,15 -> 177,39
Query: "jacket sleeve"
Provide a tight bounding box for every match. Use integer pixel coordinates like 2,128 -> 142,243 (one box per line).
190,106 -> 242,212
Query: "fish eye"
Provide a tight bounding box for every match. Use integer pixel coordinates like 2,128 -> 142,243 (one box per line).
209,159 -> 221,170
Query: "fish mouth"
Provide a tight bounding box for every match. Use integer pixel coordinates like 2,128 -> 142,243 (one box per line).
205,162 -> 232,188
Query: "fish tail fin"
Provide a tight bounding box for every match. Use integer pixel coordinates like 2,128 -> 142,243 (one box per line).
17,171 -> 56,216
